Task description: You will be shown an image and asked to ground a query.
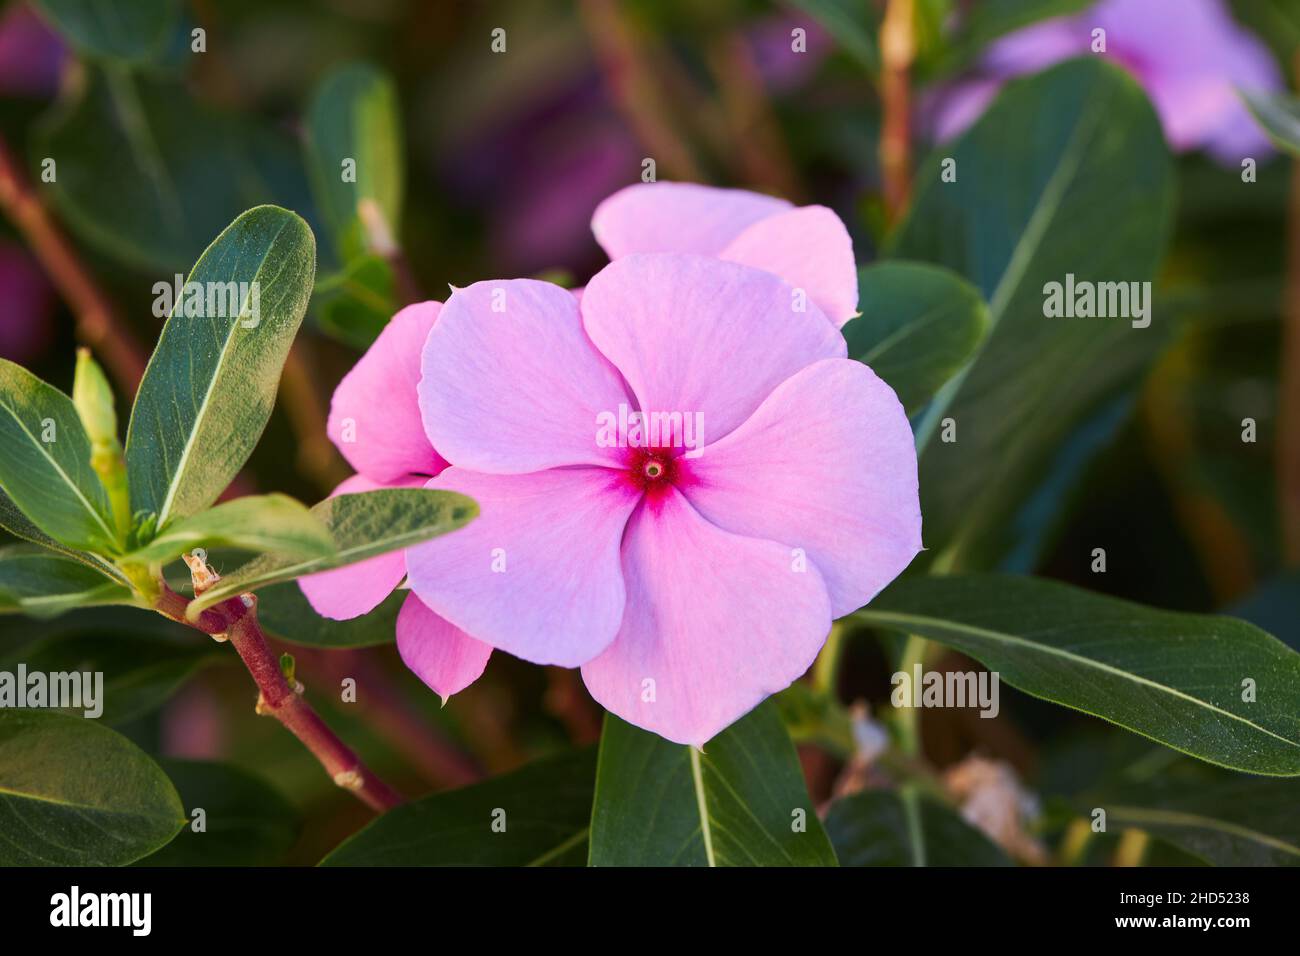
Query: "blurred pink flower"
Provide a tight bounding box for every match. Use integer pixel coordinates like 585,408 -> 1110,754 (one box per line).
925,0 -> 1282,164
0,2 -> 66,98
0,241 -> 55,363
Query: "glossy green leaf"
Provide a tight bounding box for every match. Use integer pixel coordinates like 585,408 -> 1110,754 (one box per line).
125,206 -> 316,532
188,488 -> 477,615
33,0 -> 182,65
0,359 -> 118,552
0,710 -> 184,865
856,574 -> 1300,775
257,581 -> 400,649
0,622 -> 221,723
825,788 -> 1011,866
137,760 -> 299,866
322,748 -> 595,866
124,494 -> 335,564
34,69 -> 316,272
889,59 -> 1174,570
589,701 -> 838,866
0,545 -> 132,617
843,261 -> 989,413
1088,768 -> 1300,867
305,62 -> 404,263
1242,89 -> 1300,157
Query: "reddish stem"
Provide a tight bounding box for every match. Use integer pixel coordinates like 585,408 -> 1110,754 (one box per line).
157,585 -> 403,813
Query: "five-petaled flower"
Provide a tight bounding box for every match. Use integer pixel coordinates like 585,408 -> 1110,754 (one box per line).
301,183 -> 921,746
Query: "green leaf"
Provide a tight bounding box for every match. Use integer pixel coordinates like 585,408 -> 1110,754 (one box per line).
0,621 -> 221,723
787,0 -> 879,73
33,0 -> 182,65
889,59 -> 1175,569
588,701 -> 838,866
188,488 -> 477,615
322,749 -> 595,866
0,545 -> 133,617
0,710 -> 184,865
304,62 -> 404,263
843,261 -> 989,413
0,489 -> 128,585
33,68 -> 317,273
1242,89 -> 1300,157
855,574 -> 1300,776
825,788 -> 1011,866
125,206 -> 316,532
313,254 -> 398,350
1088,769 -> 1300,867
0,359 -> 118,552
123,494 -> 335,564
256,581 -> 400,649
136,760 -> 300,866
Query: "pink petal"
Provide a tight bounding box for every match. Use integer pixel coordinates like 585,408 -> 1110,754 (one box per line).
591,181 -> 792,259
298,475 -> 420,620
327,302 -> 449,483
395,593 -> 493,702
720,205 -> 858,327
581,253 -> 846,446
581,489 -> 833,746
419,279 -> 630,474
682,359 -> 921,618
405,467 -> 638,667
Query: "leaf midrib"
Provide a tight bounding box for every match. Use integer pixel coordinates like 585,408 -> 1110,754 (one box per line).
153,215 -> 293,527
854,608 -> 1300,753
688,746 -> 717,867
1108,805 -> 1300,859
0,395 -> 115,547
192,518 -> 464,612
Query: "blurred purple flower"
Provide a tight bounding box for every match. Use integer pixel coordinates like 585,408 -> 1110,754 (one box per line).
0,241 -> 54,364
747,13 -> 831,92
0,2 -> 66,98
924,0 -> 1282,164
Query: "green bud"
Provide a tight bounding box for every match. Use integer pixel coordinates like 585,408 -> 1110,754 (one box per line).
72,348 -> 118,447
73,348 -> 130,545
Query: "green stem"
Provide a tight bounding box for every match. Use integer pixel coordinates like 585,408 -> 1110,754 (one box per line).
812,620 -> 847,694
895,633 -> 929,756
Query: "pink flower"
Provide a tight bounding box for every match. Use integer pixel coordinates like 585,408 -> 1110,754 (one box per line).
302,187 -> 919,745
925,0 -> 1282,165
298,301 -> 494,702
592,181 -> 859,327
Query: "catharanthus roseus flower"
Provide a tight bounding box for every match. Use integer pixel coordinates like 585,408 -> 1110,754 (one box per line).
924,0 -> 1282,165
302,186 -> 920,745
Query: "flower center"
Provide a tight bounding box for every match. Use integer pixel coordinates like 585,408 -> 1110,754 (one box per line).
626,446 -> 681,499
